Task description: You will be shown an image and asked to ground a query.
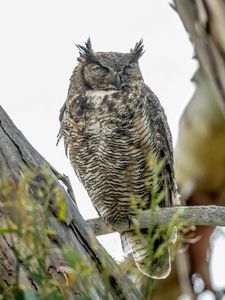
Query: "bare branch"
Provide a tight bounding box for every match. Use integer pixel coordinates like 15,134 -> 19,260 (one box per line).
87,205 -> 225,236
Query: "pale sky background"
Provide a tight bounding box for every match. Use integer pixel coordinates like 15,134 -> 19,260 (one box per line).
1,0 -> 225,295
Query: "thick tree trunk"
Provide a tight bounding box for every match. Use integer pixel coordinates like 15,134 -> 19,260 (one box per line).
174,0 -> 225,297
0,105 -> 143,300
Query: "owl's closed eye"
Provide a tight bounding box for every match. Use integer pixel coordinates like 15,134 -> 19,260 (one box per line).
91,64 -> 109,77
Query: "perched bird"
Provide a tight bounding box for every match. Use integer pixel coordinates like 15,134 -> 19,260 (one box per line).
58,39 -> 179,279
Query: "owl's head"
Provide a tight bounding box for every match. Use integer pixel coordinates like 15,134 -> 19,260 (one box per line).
76,38 -> 144,91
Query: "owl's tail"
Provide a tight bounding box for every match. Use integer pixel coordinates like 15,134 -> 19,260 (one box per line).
121,230 -> 172,279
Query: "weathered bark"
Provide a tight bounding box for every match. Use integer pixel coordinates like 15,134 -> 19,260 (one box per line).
174,0 -> 225,297
174,0 -> 225,198
0,105 -> 143,299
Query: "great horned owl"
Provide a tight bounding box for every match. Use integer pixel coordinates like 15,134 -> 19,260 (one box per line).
58,39 -> 179,279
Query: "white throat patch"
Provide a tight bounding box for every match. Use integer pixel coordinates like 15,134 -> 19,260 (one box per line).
85,90 -> 117,135
86,90 -> 117,108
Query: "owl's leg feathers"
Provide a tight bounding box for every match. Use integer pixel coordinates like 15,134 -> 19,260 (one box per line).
121,230 -> 171,279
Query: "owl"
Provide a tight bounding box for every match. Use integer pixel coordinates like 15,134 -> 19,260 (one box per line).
58,39 -> 179,279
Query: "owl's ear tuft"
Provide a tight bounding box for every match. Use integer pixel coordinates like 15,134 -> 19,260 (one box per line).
76,38 -> 97,63
130,39 -> 145,62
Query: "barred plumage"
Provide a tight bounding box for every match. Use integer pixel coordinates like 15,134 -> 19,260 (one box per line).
58,39 -> 179,278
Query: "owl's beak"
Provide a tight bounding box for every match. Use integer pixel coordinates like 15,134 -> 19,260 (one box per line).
112,73 -> 122,89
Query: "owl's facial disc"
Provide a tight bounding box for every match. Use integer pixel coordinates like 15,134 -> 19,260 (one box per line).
83,60 -> 142,91
77,39 -> 145,91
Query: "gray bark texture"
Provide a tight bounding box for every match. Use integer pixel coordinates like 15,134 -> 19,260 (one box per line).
0,105 -> 143,300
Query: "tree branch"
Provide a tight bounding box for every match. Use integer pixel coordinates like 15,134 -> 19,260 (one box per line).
87,205 -> 225,236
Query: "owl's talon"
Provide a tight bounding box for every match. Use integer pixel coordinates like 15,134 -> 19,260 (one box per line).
127,215 -> 133,229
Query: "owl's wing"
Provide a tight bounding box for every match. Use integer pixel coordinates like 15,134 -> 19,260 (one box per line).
144,85 -> 178,207
57,100 -> 70,155
57,96 -> 83,183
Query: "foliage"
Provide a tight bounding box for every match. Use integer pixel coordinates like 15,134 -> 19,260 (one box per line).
0,166 -> 187,300
0,170 -> 94,300
124,157 -> 188,299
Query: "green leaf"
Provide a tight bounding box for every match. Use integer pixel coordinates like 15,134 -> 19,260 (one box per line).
29,272 -> 45,283
0,228 -> 18,234
24,290 -> 39,300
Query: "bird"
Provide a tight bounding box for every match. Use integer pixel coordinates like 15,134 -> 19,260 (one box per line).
58,38 -> 179,279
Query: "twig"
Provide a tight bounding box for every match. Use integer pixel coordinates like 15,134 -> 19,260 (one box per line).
50,165 -> 77,206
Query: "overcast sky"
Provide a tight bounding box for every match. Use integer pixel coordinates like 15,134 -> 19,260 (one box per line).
1,0 -> 225,292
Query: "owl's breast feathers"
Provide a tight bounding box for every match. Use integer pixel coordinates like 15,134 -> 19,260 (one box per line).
58,83 -> 178,223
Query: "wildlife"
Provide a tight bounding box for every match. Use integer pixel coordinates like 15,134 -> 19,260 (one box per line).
58,39 -> 179,278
